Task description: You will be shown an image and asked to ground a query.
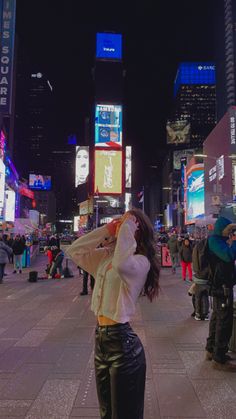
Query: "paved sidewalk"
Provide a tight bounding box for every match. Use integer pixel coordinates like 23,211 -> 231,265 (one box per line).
0,257 -> 236,418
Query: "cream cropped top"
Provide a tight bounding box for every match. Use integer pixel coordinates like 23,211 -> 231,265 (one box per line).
66,219 -> 150,323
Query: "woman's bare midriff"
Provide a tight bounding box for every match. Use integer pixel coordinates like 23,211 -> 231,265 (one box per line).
97,315 -> 119,325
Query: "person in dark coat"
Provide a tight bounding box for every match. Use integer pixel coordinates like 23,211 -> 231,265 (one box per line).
205,217 -> 236,371
12,235 -> 25,274
0,237 -> 13,283
179,238 -> 193,281
167,233 -> 179,273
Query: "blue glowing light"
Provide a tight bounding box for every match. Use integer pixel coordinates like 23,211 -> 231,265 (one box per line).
174,62 -> 216,96
96,33 -> 122,61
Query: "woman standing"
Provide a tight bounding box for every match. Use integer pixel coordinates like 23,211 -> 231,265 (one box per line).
67,209 -> 160,419
179,237 -> 193,281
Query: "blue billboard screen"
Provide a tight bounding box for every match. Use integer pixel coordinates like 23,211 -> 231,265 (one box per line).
186,166 -> 205,224
174,62 -> 216,96
95,104 -> 122,148
96,33 -> 122,60
29,174 -> 51,190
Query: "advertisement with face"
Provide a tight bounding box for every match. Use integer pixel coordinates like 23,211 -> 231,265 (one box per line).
125,146 -> 132,188
95,104 -> 122,148
185,164 -> 205,224
167,120 -> 190,144
94,149 -> 123,195
5,190 -> 15,222
0,160 -> 5,208
75,146 -> 89,187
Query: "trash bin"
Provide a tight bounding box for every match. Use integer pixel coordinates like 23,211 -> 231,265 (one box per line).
229,301 -> 236,352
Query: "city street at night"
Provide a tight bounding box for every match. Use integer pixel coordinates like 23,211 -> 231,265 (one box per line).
0,255 -> 236,418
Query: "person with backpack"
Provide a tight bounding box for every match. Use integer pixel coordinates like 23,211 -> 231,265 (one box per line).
204,217 -> 236,371
179,237 -> 193,281
167,233 -> 179,274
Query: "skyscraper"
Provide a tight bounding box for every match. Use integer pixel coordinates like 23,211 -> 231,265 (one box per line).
217,0 -> 236,120
168,62 -> 216,149
15,71 -> 54,176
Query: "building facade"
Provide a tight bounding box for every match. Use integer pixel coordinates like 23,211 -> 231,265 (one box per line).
217,0 -> 236,120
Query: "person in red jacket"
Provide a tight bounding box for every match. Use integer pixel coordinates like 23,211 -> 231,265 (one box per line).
44,246 -> 53,276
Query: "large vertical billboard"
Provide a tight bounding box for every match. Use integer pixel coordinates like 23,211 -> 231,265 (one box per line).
94,149 -> 123,195
96,33 -> 122,61
125,146 -> 132,188
75,146 -> 89,187
5,190 -> 15,222
185,163 -> 205,224
0,159 -> 5,208
95,104 -> 122,148
0,0 -> 16,114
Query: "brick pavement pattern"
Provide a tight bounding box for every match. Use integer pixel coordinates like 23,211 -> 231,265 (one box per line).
0,255 -> 236,418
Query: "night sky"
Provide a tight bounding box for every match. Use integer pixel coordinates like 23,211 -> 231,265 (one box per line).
16,0 -> 218,168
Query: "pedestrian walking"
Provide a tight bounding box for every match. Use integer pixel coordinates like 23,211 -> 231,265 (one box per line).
67,209 -> 160,419
179,237 -> 193,281
12,235 -> 25,274
80,269 -> 95,295
0,236 -> 13,283
167,232 -> 179,273
205,217 -> 236,371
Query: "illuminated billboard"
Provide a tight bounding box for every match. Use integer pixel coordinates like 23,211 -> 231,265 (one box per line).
75,146 -> 89,187
5,190 -> 15,222
185,163 -> 205,224
174,62 -> 216,96
95,104 -> 122,148
73,216 -> 80,232
94,149 -> 123,195
125,146 -> 132,188
167,120 -> 190,144
0,131 -> 6,160
29,175 -> 51,190
125,192 -> 132,212
96,32 -> 122,61
173,149 -> 195,170
0,160 -> 5,208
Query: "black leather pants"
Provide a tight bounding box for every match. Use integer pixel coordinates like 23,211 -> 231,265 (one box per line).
206,289 -> 233,363
94,322 -> 146,419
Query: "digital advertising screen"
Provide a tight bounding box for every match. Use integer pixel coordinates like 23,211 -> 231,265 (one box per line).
94,149 -> 123,195
5,190 -> 15,222
0,160 -> 5,208
167,120 -> 190,144
29,175 -> 51,190
185,164 -> 205,224
173,149 -> 195,170
75,146 -> 89,187
95,104 -> 122,148
174,62 -> 216,96
0,130 -> 6,161
73,216 -> 80,232
125,146 -> 132,188
96,32 -> 122,61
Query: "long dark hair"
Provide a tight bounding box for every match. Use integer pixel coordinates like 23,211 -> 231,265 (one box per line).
128,208 -> 160,301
